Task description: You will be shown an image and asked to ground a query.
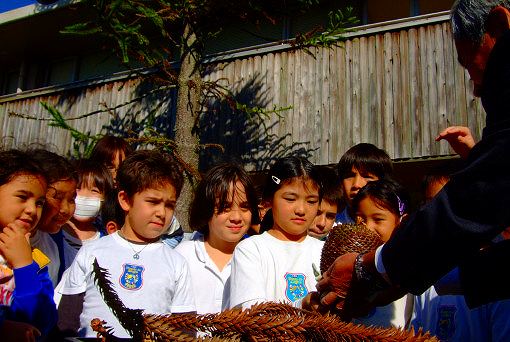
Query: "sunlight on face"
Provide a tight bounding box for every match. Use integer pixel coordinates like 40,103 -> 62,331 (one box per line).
270,177 -> 320,242
355,196 -> 399,242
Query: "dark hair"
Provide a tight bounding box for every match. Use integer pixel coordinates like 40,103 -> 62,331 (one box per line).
188,163 -> 260,235
100,188 -> 125,227
29,149 -> 78,184
74,159 -> 114,196
0,149 -> 47,186
316,165 -> 341,207
260,156 -> 323,232
263,156 -> 323,202
352,178 -> 409,218
337,143 -> 393,180
116,149 -> 184,198
90,135 -> 133,168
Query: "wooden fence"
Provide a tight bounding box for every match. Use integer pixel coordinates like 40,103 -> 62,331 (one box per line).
0,12 -> 484,169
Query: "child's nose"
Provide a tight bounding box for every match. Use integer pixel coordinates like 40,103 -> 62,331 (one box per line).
295,201 -> 305,215
353,175 -> 366,189
25,200 -> 37,216
60,199 -> 73,216
315,215 -> 326,229
229,208 -> 242,222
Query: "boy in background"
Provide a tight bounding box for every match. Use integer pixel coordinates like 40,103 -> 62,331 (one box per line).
335,143 -> 393,224
58,150 -> 195,338
308,166 -> 340,240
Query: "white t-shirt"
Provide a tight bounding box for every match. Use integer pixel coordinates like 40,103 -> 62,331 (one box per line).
30,230 -> 74,287
61,232 -> 196,338
175,233 -> 231,314
227,232 -> 324,310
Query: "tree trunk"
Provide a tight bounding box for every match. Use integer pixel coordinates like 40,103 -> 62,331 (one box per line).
174,23 -> 202,232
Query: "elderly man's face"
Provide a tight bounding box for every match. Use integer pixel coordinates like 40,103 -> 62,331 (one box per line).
455,34 -> 497,97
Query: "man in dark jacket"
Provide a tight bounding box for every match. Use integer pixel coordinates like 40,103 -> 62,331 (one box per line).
317,0 -> 510,314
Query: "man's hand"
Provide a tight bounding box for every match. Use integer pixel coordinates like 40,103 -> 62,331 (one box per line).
436,126 -> 476,159
0,223 -> 33,269
316,251 -> 397,321
316,252 -> 357,311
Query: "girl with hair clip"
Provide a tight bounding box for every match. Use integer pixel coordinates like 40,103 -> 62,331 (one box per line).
350,178 -> 411,329
61,159 -> 114,261
226,156 -> 324,310
175,163 -> 260,314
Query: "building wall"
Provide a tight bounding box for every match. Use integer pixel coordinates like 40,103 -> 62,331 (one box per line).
202,13 -> 484,168
0,13 -> 484,169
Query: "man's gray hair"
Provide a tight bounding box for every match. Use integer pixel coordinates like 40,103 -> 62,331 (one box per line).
451,0 -> 510,44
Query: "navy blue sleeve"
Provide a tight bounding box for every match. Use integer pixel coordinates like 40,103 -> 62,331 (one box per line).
9,262 -> 57,336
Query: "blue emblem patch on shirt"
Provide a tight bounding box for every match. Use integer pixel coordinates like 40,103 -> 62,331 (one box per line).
119,263 -> 145,290
436,305 -> 457,341
284,273 -> 308,302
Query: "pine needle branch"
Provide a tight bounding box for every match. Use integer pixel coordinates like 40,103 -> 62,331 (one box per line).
92,259 -> 145,341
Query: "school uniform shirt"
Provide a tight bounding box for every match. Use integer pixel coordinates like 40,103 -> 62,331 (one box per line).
334,208 -> 355,226
227,232 -> 324,310
411,286 -> 510,341
62,229 -> 102,265
353,294 -> 409,329
30,230 -> 74,287
174,233 -> 231,314
62,229 -> 101,252
61,231 -> 196,338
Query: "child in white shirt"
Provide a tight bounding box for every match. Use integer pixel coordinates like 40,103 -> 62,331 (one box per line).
227,156 -> 324,309
58,150 -> 195,338
175,163 -> 260,314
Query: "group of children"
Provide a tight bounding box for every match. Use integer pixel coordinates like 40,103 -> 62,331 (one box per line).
1,132 -> 504,340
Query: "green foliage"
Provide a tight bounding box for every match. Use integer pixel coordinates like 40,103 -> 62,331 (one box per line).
53,0 -> 358,166
42,102 -> 99,159
294,7 -> 359,49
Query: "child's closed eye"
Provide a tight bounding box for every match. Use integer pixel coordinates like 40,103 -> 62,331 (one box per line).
16,194 -> 28,201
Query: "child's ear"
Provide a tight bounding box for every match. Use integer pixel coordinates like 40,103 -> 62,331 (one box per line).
105,221 -> 119,235
117,190 -> 131,211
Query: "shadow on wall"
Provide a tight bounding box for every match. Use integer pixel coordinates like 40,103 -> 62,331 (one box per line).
49,75 -> 177,155
41,69 -> 314,169
199,71 -> 316,171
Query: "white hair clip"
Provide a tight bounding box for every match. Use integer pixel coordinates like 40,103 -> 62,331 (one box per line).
271,175 -> 281,185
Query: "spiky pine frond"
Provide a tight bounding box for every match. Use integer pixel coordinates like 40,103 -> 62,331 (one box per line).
92,259 -> 145,340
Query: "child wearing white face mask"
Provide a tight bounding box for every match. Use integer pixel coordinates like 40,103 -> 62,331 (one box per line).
61,159 -> 114,261
54,160 -> 114,307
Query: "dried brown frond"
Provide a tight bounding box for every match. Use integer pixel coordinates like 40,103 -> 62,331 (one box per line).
92,259 -> 438,342
138,303 -> 438,342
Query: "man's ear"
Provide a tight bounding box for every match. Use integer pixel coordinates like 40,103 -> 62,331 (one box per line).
487,6 -> 510,40
118,190 -> 131,211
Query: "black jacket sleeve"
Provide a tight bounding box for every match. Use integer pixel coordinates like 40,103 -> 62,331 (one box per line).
459,240 -> 510,308
381,128 -> 510,297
